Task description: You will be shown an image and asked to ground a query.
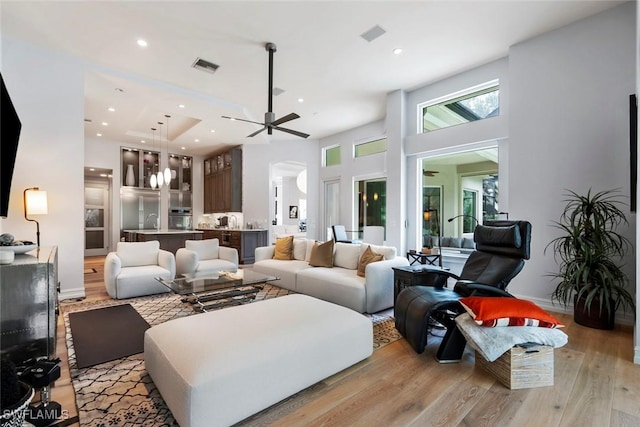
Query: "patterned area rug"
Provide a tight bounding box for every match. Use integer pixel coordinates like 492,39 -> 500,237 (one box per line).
62,286 -> 401,426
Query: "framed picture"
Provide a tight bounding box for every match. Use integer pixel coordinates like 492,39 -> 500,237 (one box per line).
289,205 -> 298,219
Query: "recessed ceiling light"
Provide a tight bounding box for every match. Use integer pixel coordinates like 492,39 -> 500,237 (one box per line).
181,147 -> 186,150
99,174 -> 107,177
108,107 -> 115,112
141,140 -> 146,143
393,48 -> 403,55
137,39 -> 148,47
89,168 -> 95,171
97,133 -> 102,137
194,139 -> 199,142
178,104 -> 185,109
101,122 -> 108,126
210,129 -> 216,133
298,98 -> 304,103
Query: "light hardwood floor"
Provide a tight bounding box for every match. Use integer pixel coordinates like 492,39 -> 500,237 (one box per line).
50,256 -> 640,426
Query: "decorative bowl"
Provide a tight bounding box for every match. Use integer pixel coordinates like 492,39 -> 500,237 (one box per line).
0,244 -> 37,254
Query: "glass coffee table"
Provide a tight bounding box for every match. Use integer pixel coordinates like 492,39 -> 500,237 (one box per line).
156,269 -> 279,312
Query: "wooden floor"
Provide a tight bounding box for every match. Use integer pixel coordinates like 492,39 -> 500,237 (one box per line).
49,256 -> 640,426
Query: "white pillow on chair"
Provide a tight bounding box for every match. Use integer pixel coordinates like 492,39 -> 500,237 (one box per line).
186,239 -> 220,260
117,241 -> 160,267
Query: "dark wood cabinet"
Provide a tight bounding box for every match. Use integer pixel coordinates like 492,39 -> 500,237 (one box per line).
198,229 -> 267,264
203,147 -> 242,213
1,246 -> 58,364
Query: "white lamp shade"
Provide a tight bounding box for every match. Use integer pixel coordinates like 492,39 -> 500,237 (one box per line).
26,190 -> 48,215
157,171 -> 164,187
164,167 -> 171,184
150,174 -> 157,189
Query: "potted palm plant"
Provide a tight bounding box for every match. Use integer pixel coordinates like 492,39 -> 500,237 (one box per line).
546,189 -> 635,329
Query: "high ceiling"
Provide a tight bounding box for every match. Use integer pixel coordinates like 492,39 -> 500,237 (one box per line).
1,1 -> 624,156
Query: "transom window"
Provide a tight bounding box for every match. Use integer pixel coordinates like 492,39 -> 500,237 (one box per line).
420,82 -> 500,132
354,138 -> 387,158
324,145 -> 341,167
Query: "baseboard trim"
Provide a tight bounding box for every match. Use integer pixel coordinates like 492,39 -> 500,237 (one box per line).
59,288 -> 86,301
511,294 -> 635,327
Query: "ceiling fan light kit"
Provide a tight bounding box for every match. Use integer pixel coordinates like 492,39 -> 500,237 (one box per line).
223,42 -> 309,139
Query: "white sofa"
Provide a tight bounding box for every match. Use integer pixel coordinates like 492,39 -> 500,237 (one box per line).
252,239 -> 409,313
272,224 -> 306,241
175,238 -> 238,276
104,241 -> 175,299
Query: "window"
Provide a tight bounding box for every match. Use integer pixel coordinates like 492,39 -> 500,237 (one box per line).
324,146 -> 341,166
355,179 -> 386,236
355,138 -> 386,158
420,82 -> 499,132
462,189 -> 477,233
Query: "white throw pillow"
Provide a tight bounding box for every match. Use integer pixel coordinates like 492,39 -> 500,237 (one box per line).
305,240 -> 314,262
360,243 -> 396,260
333,242 -> 362,270
117,241 -> 160,267
186,239 -> 220,260
292,239 -> 308,261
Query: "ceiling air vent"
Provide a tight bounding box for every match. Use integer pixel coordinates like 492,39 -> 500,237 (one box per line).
360,25 -> 386,42
192,57 -> 220,74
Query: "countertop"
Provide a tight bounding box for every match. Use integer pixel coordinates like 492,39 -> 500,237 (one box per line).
195,228 -> 267,232
123,229 -> 204,235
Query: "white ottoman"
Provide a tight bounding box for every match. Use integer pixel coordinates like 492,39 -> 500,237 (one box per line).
144,294 -> 373,427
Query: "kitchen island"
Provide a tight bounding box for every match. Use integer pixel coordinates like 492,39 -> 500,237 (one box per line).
124,229 -> 203,254
196,228 -> 268,264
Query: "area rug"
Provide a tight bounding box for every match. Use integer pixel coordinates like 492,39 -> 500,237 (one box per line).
62,286 -> 401,426
69,304 -> 150,368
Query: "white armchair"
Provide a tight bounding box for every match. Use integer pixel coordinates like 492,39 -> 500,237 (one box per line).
104,241 -> 175,299
176,239 -> 239,277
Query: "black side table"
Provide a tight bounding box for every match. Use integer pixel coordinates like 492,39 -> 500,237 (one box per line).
406,250 -> 441,266
392,265 -> 448,304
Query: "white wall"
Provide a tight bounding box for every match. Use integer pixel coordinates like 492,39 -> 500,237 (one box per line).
508,3 -> 636,320
243,140 -> 319,242
0,37 -> 85,298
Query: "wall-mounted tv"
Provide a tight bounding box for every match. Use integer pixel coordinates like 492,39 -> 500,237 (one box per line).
0,73 -> 22,218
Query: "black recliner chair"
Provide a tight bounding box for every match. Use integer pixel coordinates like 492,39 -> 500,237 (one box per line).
394,220 -> 532,363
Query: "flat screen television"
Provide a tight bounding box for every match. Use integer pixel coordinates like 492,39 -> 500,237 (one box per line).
0,73 -> 22,218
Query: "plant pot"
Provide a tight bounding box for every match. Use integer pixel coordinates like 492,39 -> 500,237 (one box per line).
574,294 -> 615,330
1,382 -> 34,427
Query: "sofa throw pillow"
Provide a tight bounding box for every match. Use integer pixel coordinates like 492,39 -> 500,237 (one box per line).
357,245 -> 384,277
273,236 -> 294,260
460,297 -> 564,328
359,243 -> 396,260
309,239 -> 334,267
333,242 -> 362,269
292,239 -> 308,261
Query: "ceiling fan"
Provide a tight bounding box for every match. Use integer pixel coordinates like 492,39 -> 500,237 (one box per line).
222,42 -> 309,139
423,170 -> 440,177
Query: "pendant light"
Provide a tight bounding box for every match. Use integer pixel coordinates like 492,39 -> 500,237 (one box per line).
150,127 -> 158,189
163,114 -> 172,186
156,121 -> 164,188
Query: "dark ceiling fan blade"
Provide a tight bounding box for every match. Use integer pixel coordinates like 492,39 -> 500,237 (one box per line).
221,115 -> 265,126
247,126 -> 267,137
273,125 -> 310,139
271,112 -> 300,126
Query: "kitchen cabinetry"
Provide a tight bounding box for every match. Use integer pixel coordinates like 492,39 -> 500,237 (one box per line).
0,246 -> 58,364
198,229 -> 267,264
122,147 -> 160,190
169,154 -> 193,209
125,230 -> 203,254
203,147 -> 242,213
